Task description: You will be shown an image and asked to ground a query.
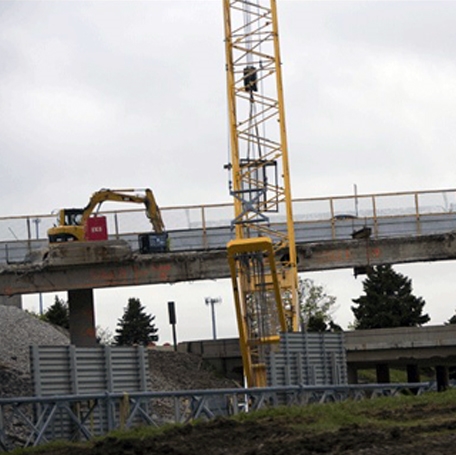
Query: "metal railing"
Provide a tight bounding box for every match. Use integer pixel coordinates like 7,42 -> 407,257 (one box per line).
2,188 -> 456,241
2,188 -> 456,264
0,382 -> 435,451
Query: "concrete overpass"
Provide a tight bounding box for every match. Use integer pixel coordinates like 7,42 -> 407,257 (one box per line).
1,232 -> 456,295
345,324 -> 456,390
179,325 -> 456,391
2,188 -> 456,346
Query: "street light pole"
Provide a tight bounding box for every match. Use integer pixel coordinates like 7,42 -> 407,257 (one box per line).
168,301 -> 178,351
32,218 -> 43,315
205,297 -> 221,340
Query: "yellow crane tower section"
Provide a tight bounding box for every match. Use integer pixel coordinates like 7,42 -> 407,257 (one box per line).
223,0 -> 299,387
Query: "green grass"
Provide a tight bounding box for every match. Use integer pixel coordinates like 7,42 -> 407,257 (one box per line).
9,440 -> 87,455
357,367 -> 435,384
102,421 -> 184,440
234,388 -> 456,432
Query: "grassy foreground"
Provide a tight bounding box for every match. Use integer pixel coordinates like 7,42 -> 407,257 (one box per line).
9,388 -> 456,455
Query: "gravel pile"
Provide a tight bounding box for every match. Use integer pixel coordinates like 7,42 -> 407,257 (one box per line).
147,349 -> 239,421
0,305 -> 236,398
0,306 -> 238,446
148,349 -> 238,391
0,305 -> 70,447
0,366 -> 33,398
0,305 -> 70,375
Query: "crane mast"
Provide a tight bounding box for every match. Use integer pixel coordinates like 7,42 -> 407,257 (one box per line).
223,0 -> 299,387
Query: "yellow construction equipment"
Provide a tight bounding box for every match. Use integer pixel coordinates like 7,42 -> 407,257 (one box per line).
223,0 -> 299,387
47,188 -> 165,243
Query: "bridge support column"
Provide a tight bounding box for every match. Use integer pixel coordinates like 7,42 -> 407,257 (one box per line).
347,365 -> 358,384
406,364 -> 421,395
435,365 -> 449,392
406,364 -> 420,383
375,363 -> 390,383
68,289 -> 97,347
0,295 -> 22,309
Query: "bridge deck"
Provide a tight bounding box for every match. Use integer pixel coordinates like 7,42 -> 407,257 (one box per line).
2,188 -> 456,295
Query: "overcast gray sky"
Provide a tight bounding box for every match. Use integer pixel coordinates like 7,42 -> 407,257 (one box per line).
3,1 -> 456,342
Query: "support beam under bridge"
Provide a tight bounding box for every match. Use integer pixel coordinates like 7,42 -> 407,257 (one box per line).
1,232 -> 456,296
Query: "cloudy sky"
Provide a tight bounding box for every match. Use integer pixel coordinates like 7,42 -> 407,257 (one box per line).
3,1 -> 456,343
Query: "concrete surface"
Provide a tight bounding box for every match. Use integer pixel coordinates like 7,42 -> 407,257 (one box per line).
2,233 -> 456,296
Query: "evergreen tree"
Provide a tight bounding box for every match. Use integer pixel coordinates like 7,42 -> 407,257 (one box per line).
298,278 -> 341,332
43,296 -> 69,329
351,265 -> 430,329
114,298 -> 159,346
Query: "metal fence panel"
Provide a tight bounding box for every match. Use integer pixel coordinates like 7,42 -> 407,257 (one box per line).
30,345 -> 150,396
29,345 -> 151,441
267,333 -> 347,387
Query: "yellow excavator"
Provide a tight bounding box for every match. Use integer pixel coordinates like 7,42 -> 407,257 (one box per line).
47,188 -> 165,246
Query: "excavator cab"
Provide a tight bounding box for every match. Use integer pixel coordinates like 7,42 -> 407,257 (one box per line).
62,209 -> 84,226
47,209 -> 85,242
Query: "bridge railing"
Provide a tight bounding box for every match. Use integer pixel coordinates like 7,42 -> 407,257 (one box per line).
292,188 -> 456,220
1,188 -> 456,263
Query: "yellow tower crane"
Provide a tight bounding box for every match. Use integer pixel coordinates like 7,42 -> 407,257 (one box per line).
223,0 -> 299,387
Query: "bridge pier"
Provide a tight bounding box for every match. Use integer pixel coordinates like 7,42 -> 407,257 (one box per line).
347,365 -> 358,384
0,295 -> 22,309
68,289 -> 97,347
406,364 -> 420,383
435,365 -> 450,392
375,363 -> 390,383
406,364 -> 421,394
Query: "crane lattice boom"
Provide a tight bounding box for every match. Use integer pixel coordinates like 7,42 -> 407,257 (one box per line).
223,0 -> 299,387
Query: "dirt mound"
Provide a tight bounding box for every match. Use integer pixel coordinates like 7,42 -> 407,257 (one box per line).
23,409 -> 456,455
9,388 -> 455,455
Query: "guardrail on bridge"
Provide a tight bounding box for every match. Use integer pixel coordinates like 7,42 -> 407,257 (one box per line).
2,188 -> 456,265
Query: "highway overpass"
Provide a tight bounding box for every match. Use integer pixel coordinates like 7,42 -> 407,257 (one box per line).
2,188 -> 456,295
2,188 -> 456,346
180,325 -> 456,391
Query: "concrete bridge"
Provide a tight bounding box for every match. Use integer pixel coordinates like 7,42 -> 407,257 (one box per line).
179,325 -> 456,391
1,187 -> 456,346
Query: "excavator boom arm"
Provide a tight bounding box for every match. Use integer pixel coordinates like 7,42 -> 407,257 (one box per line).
48,188 -> 165,243
81,189 -> 164,234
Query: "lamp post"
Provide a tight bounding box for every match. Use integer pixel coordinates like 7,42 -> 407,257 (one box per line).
168,301 -> 178,351
205,297 -> 221,340
32,218 -> 43,315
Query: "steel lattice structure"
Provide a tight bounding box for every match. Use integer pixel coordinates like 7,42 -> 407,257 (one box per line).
223,0 -> 299,387
0,383 -> 432,451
